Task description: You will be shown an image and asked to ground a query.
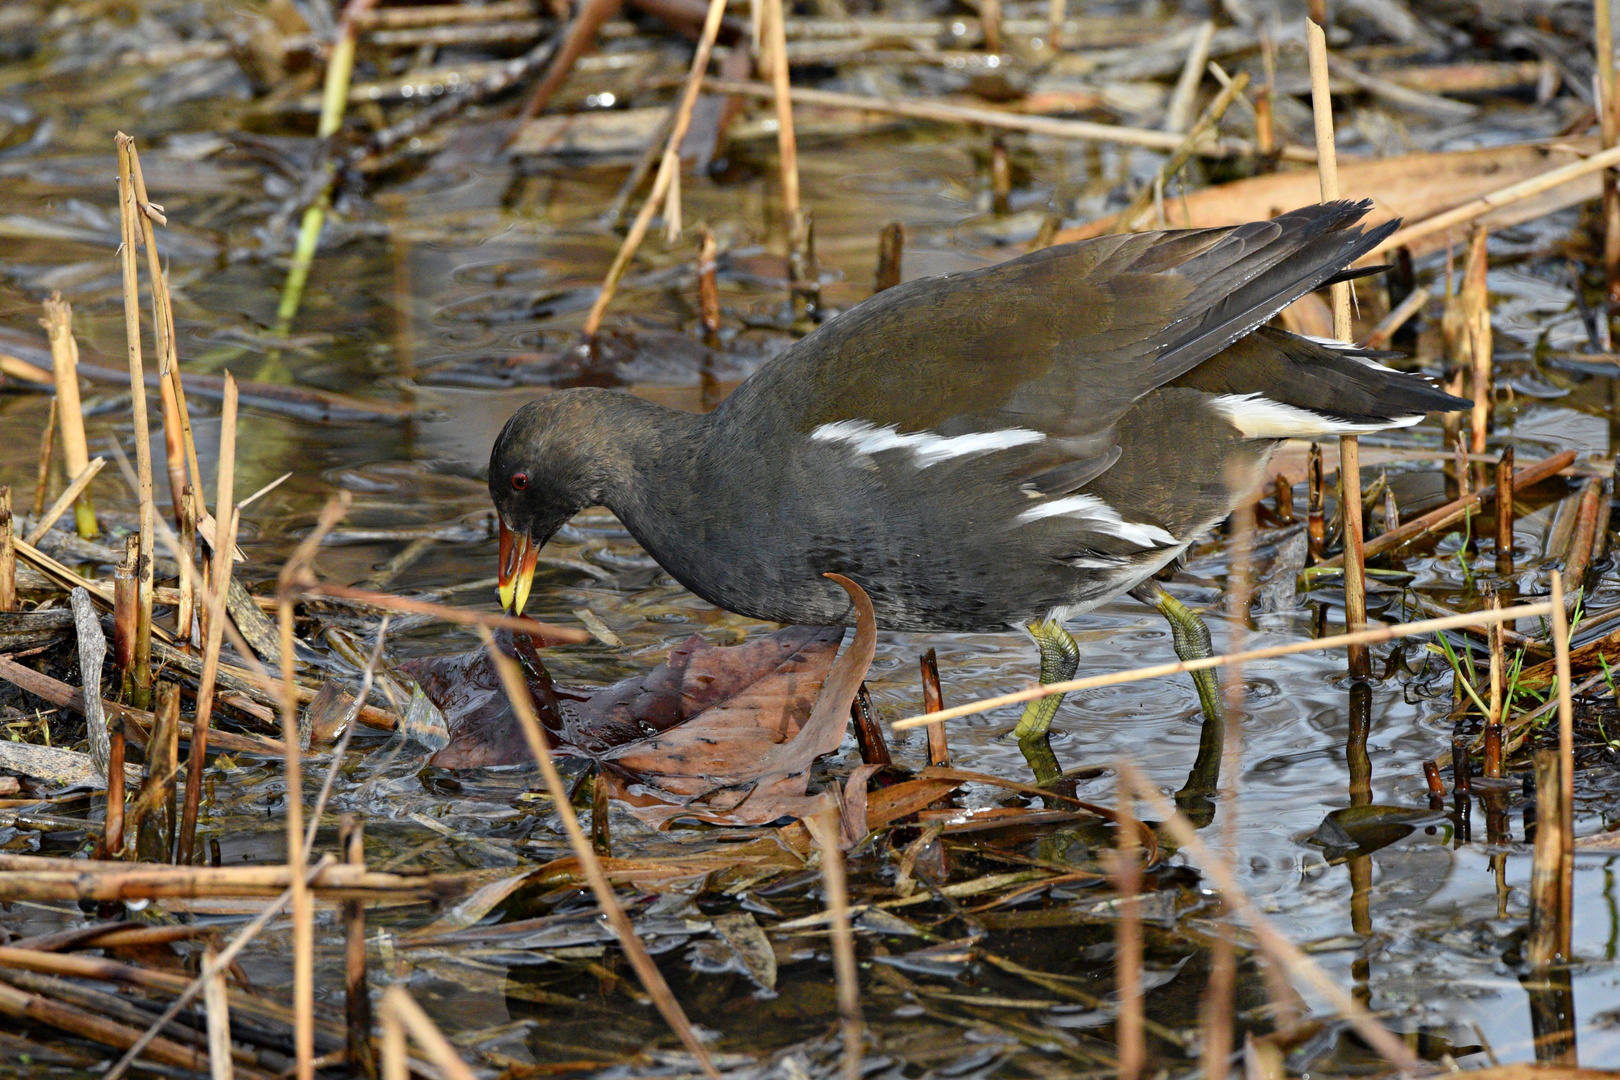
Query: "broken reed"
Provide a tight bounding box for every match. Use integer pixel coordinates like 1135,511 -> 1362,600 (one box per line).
114,133 -> 157,710
40,295 -> 96,539
806,807 -> 863,1080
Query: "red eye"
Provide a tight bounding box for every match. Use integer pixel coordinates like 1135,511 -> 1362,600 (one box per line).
511,473 -> 528,490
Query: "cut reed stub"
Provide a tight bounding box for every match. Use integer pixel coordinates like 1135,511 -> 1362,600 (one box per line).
0,487 -> 14,614
1527,748 -> 1570,968
874,221 -> 904,294
1495,445 -> 1515,573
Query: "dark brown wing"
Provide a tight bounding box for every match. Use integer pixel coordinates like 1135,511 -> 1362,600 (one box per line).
721,200 -> 1397,495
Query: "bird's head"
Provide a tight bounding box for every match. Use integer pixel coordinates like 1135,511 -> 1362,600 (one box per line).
488,391 -> 630,615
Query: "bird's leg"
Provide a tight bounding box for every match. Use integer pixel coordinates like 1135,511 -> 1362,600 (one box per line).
1013,619 -> 1081,784
1129,580 -> 1225,826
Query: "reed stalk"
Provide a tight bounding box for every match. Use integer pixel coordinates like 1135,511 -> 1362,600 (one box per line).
806,806 -> 863,1080
1112,782 -> 1144,1080
704,78 -> 1314,162
1307,442 -> 1324,560
697,225 -> 721,346
1598,0 -> 1620,310
1462,226 -> 1492,456
920,648 -> 950,768
478,627 -> 721,1078
893,599 -> 1555,729
25,458 -> 106,546
114,134 -> 157,709
40,295 -> 96,539
1562,478 -> 1602,606
179,375 -> 238,864
582,0 -> 730,337
113,537 -> 138,698
341,816 -> 377,1080
202,946 -> 234,1080
31,396 -> 56,517
377,989 -> 478,1080
0,488 -> 12,614
1496,446 -> 1515,573
277,587 -> 313,1080
1528,749 -> 1569,967
1550,569 -> 1576,957
178,485 -> 196,648
875,221 -> 904,293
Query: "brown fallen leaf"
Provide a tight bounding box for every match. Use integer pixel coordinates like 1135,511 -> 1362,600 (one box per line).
410,574 -> 879,829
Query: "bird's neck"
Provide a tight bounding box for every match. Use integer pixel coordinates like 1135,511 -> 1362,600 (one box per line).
595,396 -> 715,558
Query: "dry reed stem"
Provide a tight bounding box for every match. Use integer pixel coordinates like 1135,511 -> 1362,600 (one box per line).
0,488 -> 12,614
477,626 -> 721,1079
1115,761 -> 1421,1071
875,221 -> 904,293
920,648 -> 950,768
0,975 -> 218,1076
1320,449 -> 1576,567
115,134 -> 157,708
342,817 -> 376,1080
762,0 -> 808,313
101,855 -> 337,1080
32,395 -> 57,517
893,599 -> 1554,729
40,295 -> 96,539
377,988 -> 478,1080
178,485 -> 196,646
1117,71 -> 1250,234
1462,226 -> 1492,455
1550,569 -> 1576,958
514,0 -> 622,126
25,457 -> 107,545
1598,0 -> 1620,304
179,375 -> 238,863
697,225 -> 721,343
581,0 -> 730,337
1307,442 -> 1324,560
1362,285 -> 1429,349
104,719 -> 126,858
1370,143 -> 1620,258
1562,479 -> 1602,604
381,1001 -> 406,1080
1112,781 -> 1144,1080
125,139 -> 193,525
1528,749 -> 1569,968
1496,446 -> 1515,573
202,946 -> 234,1080
806,807 -> 863,1080
278,591 -> 313,1080
1305,18 -> 1368,678
1162,20 -> 1214,134
703,78 -> 1315,161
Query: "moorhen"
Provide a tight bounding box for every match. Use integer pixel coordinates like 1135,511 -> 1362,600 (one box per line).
490,200 -> 1466,778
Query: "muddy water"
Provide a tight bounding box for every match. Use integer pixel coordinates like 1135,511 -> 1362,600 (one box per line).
5,21 -> 1620,1072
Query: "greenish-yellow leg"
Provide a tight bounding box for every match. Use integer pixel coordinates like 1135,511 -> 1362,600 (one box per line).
1014,619 -> 1081,783
1129,581 -> 1226,823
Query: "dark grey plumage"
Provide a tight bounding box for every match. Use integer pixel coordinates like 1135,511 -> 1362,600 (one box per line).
489,200 -> 1467,632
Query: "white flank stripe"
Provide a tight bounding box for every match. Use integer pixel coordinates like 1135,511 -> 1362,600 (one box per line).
1208,393 -> 1423,439
810,419 -> 1045,467
1016,493 -> 1177,547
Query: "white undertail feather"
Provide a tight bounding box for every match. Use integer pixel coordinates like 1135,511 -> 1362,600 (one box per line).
811,420 -> 1045,467
1208,393 -> 1423,439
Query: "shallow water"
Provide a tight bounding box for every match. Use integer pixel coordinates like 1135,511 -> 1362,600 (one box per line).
5,1 -> 1620,1072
